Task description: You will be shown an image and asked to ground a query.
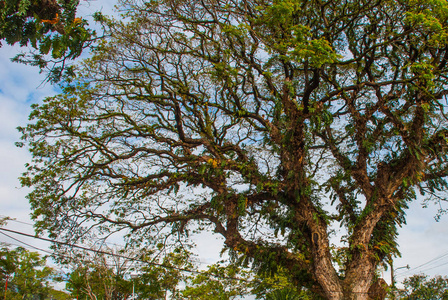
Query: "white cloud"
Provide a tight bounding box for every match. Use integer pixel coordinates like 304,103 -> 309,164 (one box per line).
193,232 -> 226,266
0,45 -> 56,247
78,0 -> 118,17
394,201 -> 448,280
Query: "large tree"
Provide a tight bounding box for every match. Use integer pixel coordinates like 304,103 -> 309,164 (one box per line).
18,0 -> 448,298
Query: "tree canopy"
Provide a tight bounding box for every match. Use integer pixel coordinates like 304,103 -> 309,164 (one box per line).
18,0 -> 448,298
397,274 -> 448,299
63,245 -> 135,300
0,245 -> 67,300
0,0 -> 95,82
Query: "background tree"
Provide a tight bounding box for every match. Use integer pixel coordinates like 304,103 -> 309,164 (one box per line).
18,0 -> 448,298
181,262 -> 319,300
181,263 -> 252,300
66,264 -> 132,300
135,247 -> 194,300
61,243 -> 193,300
0,0 -> 96,82
62,245 -> 135,300
396,274 -> 448,300
265,288 -> 311,300
251,266 -> 322,299
0,244 -> 66,300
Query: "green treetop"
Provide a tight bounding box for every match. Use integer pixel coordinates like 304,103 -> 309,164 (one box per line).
0,245 -> 67,300
0,0 -> 96,82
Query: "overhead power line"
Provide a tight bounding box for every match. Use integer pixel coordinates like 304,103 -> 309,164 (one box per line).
0,216 -> 34,227
0,230 -> 55,256
395,250 -> 448,279
0,227 -> 248,282
0,227 -> 386,295
0,216 -> 217,268
3,226 -> 413,296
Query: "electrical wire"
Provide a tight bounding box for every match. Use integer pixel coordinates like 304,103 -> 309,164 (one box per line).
0,216 -> 34,227
417,260 -> 448,274
0,231 -> 137,277
0,216 -> 133,250
395,250 -> 448,279
0,227 -> 384,295
0,219 -> 213,268
0,230 -> 55,256
0,227 -> 249,282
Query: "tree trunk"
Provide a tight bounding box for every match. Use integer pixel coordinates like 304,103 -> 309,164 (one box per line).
310,229 -> 387,300
317,280 -> 386,300
343,259 -> 376,300
342,281 -> 371,300
315,271 -> 373,300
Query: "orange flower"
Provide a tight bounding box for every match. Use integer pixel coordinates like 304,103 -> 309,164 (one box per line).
73,17 -> 82,25
207,158 -> 218,168
41,13 -> 59,25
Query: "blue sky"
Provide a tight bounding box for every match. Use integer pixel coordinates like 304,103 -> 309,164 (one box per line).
1,0 -> 448,289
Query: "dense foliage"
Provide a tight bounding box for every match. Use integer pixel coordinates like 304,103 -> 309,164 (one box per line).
0,245 -> 67,300
61,245 -> 307,300
18,0 -> 448,298
181,263 -> 252,299
397,274 -> 448,299
0,0 -> 95,82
